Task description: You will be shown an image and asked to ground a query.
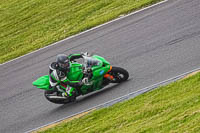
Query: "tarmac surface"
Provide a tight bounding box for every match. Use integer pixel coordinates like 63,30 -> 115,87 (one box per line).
1,0 -> 200,132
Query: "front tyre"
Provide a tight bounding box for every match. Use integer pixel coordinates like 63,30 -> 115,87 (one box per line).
109,66 -> 129,83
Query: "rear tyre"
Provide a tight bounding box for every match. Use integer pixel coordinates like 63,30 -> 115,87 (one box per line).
109,66 -> 129,83
44,90 -> 71,104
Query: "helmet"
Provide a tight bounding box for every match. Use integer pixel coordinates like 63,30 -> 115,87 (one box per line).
56,54 -> 70,72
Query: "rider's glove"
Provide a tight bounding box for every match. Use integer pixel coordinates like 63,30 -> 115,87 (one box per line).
81,52 -> 89,56
87,68 -> 92,73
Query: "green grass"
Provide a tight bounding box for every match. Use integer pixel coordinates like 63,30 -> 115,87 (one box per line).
38,73 -> 200,133
0,0 -> 162,64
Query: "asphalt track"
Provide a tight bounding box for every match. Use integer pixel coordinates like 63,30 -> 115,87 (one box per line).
1,0 -> 200,132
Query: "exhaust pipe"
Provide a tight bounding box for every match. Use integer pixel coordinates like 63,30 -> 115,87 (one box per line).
47,95 -> 68,100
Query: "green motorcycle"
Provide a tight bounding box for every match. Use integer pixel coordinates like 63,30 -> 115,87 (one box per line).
32,54 -> 129,104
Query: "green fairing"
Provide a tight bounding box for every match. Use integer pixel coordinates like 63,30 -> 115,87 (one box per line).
66,63 -> 83,82
91,55 -> 110,78
33,55 -> 111,95
32,75 -> 51,90
84,55 -> 110,91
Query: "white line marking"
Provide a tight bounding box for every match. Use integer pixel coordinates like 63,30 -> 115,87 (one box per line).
0,0 -> 168,66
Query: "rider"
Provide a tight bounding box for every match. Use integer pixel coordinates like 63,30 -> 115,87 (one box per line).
49,53 -> 86,99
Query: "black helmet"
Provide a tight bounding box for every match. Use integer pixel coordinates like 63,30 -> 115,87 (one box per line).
56,54 -> 70,72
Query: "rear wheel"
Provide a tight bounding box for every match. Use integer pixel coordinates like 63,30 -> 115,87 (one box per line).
109,66 -> 129,83
44,90 -> 72,104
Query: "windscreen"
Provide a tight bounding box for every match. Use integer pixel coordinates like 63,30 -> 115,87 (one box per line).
84,56 -> 101,67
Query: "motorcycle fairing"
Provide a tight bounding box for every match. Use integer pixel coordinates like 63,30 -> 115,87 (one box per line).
32,75 -> 52,90
33,55 -> 111,93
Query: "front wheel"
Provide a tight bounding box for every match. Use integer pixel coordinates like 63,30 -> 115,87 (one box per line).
109,66 -> 129,83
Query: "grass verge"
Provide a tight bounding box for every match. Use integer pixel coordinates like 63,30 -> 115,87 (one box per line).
36,72 -> 200,133
0,0 -> 162,64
